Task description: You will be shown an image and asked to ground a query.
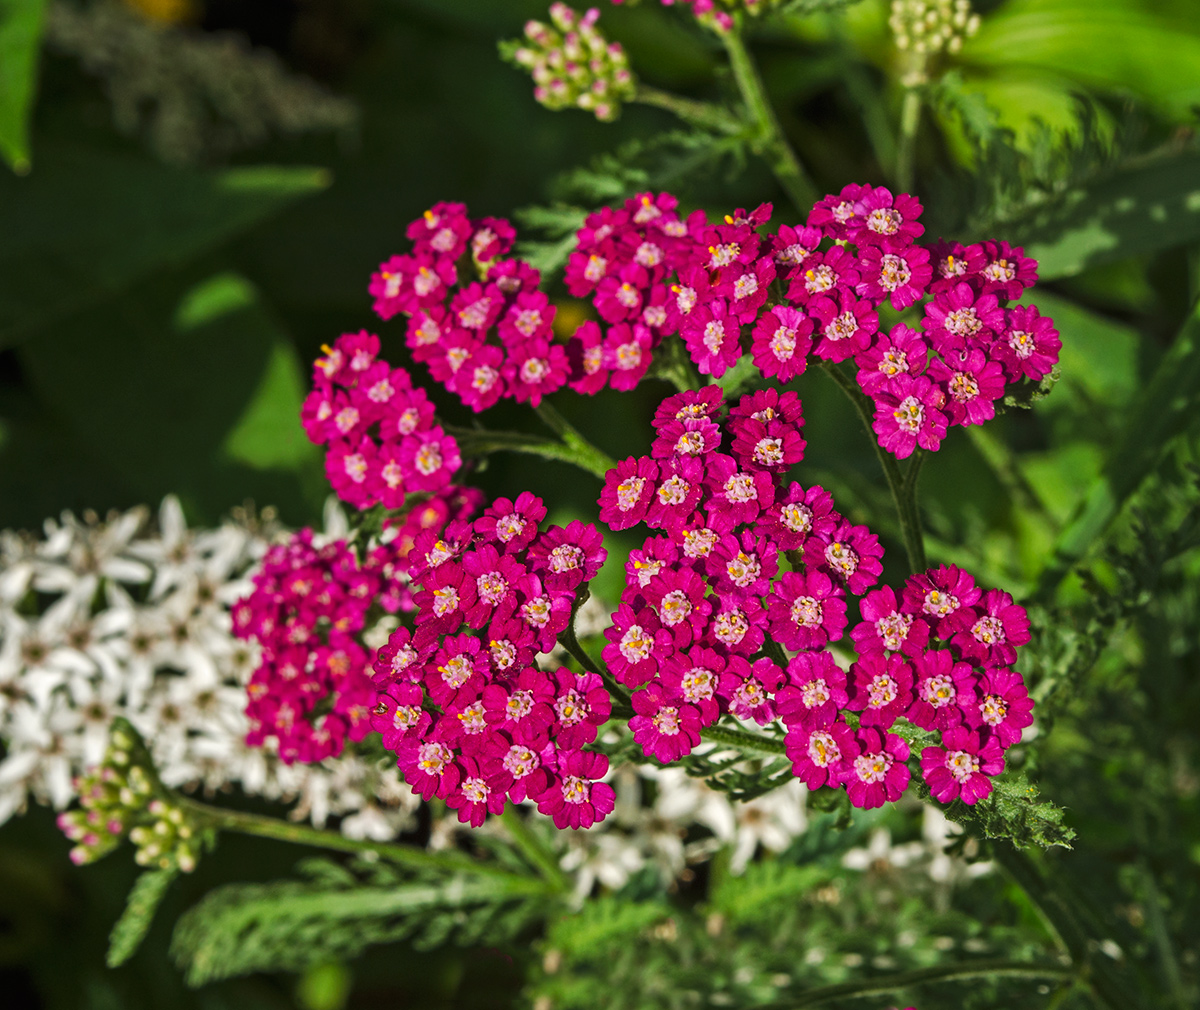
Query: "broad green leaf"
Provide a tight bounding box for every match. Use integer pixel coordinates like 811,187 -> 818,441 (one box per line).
108,865 -> 180,968
0,0 -> 45,173
12,269 -> 324,526
0,143 -> 330,346
1010,149 -> 1200,281
963,0 -> 1200,123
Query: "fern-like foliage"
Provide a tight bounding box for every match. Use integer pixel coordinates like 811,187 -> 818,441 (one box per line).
170,857 -> 552,986
108,864 -> 180,967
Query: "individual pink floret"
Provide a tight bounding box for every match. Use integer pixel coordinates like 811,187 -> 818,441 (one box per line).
921,726 -> 1005,805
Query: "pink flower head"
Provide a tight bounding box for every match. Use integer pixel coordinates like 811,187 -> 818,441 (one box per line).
599,456 -> 660,530
704,597 -> 766,656
503,338 -> 570,407
647,455 -> 706,533
805,520 -> 884,596
414,562 -> 476,634
852,585 -> 930,657
630,681 -> 703,761
807,184 -> 869,241
509,577 -> 574,653
729,417 -> 806,474
527,521 -> 607,592
718,255 -> 776,324
855,244 -> 933,311
763,482 -> 839,551
786,246 -> 861,305
845,728 -> 910,809
872,373 -> 950,458
922,281 -> 1005,355
373,625 -> 430,685
550,669 -> 612,749
770,223 -> 823,278
659,645 -> 726,725
645,566 -> 712,647
921,726 -> 1005,805
907,647 -> 977,731
498,291 -> 555,347
482,667 -> 555,746
446,755 -> 509,827
902,565 -> 983,638
929,347 -> 1006,427
473,216 -> 518,262
975,240 -> 1038,300
750,305 -> 813,382
767,570 -> 847,652
707,529 -> 778,601
451,282 -> 505,333
652,417 -> 723,460
776,650 -> 848,729
855,322 -> 929,396
927,239 -> 985,294
652,386 -> 725,431
702,453 -> 775,529
603,603 -> 673,688
847,652 -> 914,729
682,299 -> 744,378
475,491 -> 547,553
502,741 -> 551,803
808,292 -> 879,363
325,437 -> 377,509
452,344 -> 507,412
370,680 -> 432,750
425,632 -> 488,707
969,667 -> 1034,747
851,188 -> 924,248
460,545 -> 526,628
786,718 -> 856,790
397,738 -> 461,801
954,589 -> 1030,667
566,320 -> 610,395
996,304 -> 1061,382
603,322 -> 654,390
719,656 -> 784,725
537,749 -> 615,829
406,201 -> 470,254
399,427 -> 461,493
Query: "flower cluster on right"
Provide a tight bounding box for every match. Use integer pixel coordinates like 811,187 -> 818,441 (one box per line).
600,386 -> 1034,809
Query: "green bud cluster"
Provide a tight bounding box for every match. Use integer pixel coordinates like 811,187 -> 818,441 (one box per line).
503,4 -> 636,122
889,0 -> 980,84
56,723 -> 204,872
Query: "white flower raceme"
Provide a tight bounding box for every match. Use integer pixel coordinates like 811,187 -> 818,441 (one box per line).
0,497 -> 419,836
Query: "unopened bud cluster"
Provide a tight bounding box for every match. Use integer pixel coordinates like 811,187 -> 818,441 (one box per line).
56,726 -> 202,872
505,4 -> 635,122
890,0 -> 980,83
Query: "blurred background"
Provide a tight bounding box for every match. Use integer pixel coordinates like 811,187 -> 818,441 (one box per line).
2,0 -> 1200,1007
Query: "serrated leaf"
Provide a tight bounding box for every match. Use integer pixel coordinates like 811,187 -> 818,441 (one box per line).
107,865 -> 180,968
0,0 -> 45,173
171,873 -> 548,986
1013,149 -> 1200,281
950,774 -> 1075,850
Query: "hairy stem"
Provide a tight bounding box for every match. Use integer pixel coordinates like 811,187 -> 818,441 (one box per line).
818,361 -> 927,573
894,85 -> 923,193
634,84 -> 741,134
500,806 -> 570,893
446,420 -> 615,481
769,957 -> 1075,1009
720,27 -> 818,213
701,723 -> 788,757
534,401 -> 618,476
178,797 -> 537,883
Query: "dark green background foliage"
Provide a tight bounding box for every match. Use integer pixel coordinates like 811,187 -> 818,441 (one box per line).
2,0 -> 1200,1007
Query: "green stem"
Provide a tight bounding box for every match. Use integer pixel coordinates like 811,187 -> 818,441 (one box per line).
446,425 -> 614,480
178,798 -> 531,883
819,361 -> 926,573
534,401 -> 618,476
767,958 -> 1075,1009
634,84 -> 741,134
701,723 -> 788,758
500,806 -> 570,893
895,85 -> 923,193
656,334 -> 702,393
558,602 -> 633,718
991,845 -> 1144,1010
720,27 -> 818,213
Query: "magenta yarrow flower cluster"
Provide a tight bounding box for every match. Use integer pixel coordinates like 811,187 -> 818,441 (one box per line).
609,0 -> 778,32
508,4 -> 636,122
232,489 -> 479,764
369,201 -> 578,412
301,330 -> 462,509
369,494 -> 616,828
599,386 -> 1034,808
